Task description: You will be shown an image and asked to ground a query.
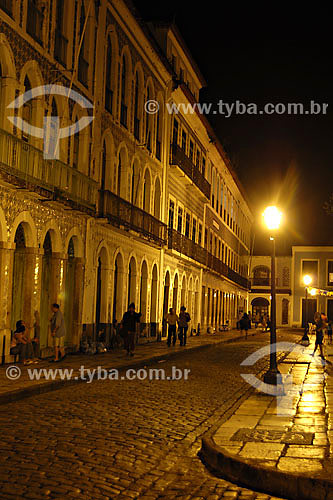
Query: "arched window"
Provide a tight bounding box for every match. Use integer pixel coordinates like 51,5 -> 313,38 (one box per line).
120,56 -> 127,127
54,0 -> 68,66
105,36 -> 113,113
145,85 -> 152,151
22,76 -> 32,142
252,266 -> 270,286
155,99 -> 163,161
78,2 -> 89,87
133,71 -> 140,139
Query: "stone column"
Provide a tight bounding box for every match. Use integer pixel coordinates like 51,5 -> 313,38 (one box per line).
0,243 -> 14,361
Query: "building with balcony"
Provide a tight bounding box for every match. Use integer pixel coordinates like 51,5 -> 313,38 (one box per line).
0,0 -> 253,360
249,256 -> 292,327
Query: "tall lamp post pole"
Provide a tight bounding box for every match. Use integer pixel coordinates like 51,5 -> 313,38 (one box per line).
302,274 -> 312,342
262,206 -> 282,386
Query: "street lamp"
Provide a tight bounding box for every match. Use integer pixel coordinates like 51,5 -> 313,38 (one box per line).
302,274 -> 312,341
262,206 -> 282,385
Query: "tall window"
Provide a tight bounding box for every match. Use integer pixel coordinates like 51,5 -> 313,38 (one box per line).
78,2 -> 89,86
185,213 -> 190,238
177,207 -> 183,233
120,56 -> 127,127
328,261 -> 333,286
54,0 -> 68,66
181,130 -> 187,151
26,0 -> 43,45
156,104 -> 162,160
22,76 -> 32,142
168,200 -> 175,229
134,72 -> 140,139
105,36 -> 113,113
302,260 -> 318,286
192,219 -> 197,242
172,119 -> 179,145
145,86 -> 151,151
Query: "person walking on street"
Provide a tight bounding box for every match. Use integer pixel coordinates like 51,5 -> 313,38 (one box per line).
120,303 -> 141,357
240,313 -> 250,339
312,312 -> 325,359
254,313 -> 260,329
166,308 -> 178,347
50,304 -> 66,362
178,306 -> 191,346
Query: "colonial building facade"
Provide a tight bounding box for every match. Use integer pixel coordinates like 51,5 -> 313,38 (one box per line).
0,0 -> 252,360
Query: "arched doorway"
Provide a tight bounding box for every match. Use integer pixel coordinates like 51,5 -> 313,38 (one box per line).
162,271 -> 170,337
139,260 -> 148,325
251,297 -> 270,319
113,252 -> 124,322
95,247 -> 108,340
40,231 -> 55,349
172,273 -> 178,312
128,256 -> 137,307
150,264 -> 158,337
11,223 -> 34,331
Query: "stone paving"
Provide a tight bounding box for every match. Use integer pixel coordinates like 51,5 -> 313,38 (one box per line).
0,330 -> 299,500
0,330 -> 248,401
213,335 -> 333,479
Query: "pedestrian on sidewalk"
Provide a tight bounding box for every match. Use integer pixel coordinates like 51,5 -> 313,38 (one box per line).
10,323 -> 34,364
120,303 -> 141,357
240,313 -> 250,339
16,320 -> 39,362
248,311 -> 252,329
312,312 -> 325,359
50,304 -> 66,362
166,308 -> 178,347
178,306 -> 191,346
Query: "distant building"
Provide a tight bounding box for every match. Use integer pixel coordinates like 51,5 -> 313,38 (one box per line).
249,246 -> 333,329
291,246 -> 333,327
249,256 -> 291,327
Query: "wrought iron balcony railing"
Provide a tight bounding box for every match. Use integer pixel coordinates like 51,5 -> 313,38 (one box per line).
168,228 -> 250,289
54,29 -> 68,66
170,143 -> 211,199
26,0 -> 43,45
0,128 -> 97,212
99,190 -> 167,245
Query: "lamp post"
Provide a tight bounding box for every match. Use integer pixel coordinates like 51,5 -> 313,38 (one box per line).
262,206 -> 282,385
302,274 -> 312,342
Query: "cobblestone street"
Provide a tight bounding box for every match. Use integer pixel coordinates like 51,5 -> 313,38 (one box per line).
0,332 -> 300,500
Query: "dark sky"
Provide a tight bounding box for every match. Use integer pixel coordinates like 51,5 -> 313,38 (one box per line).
132,1 -> 333,255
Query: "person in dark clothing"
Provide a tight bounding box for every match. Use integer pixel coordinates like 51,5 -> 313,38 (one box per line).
312,312 -> 325,359
166,308 -> 178,347
240,313 -> 250,339
178,306 -> 191,346
120,303 -> 141,356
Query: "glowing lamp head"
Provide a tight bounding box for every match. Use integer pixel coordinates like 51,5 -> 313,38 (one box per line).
309,288 -> 317,296
303,275 -> 312,286
262,206 -> 282,231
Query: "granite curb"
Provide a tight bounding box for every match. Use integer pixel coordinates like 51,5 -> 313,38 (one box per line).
0,331 -> 258,406
200,433 -> 333,500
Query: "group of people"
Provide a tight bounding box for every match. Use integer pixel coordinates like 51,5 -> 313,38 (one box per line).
10,303 -> 66,364
165,306 -> 191,347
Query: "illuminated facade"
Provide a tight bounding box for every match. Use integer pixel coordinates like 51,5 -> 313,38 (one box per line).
0,0 -> 252,360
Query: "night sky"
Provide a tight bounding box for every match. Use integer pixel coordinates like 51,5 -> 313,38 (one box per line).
132,1 -> 333,255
